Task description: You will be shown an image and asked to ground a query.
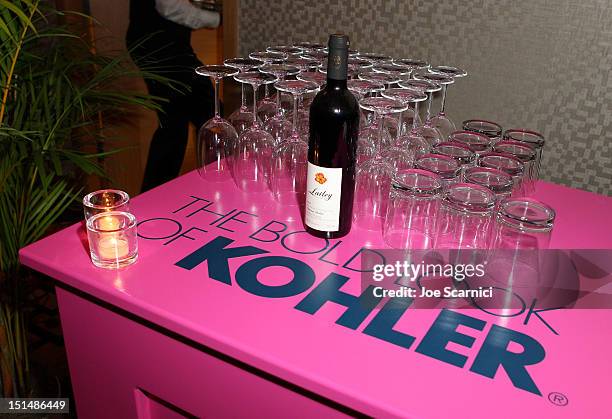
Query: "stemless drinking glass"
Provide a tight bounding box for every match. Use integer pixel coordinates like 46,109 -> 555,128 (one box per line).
83,189 -> 130,222
399,78 -> 443,146
260,64 -> 300,145
413,71 -> 456,138
86,211 -> 138,269
503,129 -> 545,185
463,119 -> 503,143
225,57 -> 265,135
493,140 -> 537,194
194,65 -> 239,182
416,154 -> 461,189
232,71 -> 278,192
464,167 -> 514,204
434,183 -> 496,249
478,152 -> 525,194
383,169 -> 443,249
490,198 -> 555,249
354,97 -> 408,230
448,130 -> 493,156
270,80 -> 318,204
432,142 -> 476,174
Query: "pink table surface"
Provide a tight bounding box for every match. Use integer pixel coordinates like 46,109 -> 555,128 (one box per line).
19,173 -> 612,418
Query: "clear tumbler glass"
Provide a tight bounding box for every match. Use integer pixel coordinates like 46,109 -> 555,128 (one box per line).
490,198 -> 555,250
434,183 -> 496,249
383,169 -> 443,249
464,167 -> 514,204
416,153 -> 461,189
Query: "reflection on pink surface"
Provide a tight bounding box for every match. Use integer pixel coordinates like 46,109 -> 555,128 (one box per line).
19,171 -> 612,418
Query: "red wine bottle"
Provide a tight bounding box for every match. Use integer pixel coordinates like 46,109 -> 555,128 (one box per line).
305,34 -> 359,239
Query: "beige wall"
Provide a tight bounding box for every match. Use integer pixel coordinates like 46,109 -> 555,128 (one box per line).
239,0 -> 612,195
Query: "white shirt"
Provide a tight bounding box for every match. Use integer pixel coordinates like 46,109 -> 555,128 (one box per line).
155,0 -> 220,29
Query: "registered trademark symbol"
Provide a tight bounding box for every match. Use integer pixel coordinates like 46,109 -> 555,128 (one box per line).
548,392 -> 568,406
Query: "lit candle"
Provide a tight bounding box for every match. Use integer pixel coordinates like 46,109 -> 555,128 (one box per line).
98,214 -> 121,230
97,235 -> 129,260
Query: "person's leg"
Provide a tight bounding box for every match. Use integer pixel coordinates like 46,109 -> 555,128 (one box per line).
186,55 -> 216,133
141,78 -> 191,192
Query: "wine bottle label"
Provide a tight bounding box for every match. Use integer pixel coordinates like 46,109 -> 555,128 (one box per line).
305,162 -> 343,232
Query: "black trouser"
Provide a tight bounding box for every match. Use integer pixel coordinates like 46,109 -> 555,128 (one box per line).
135,51 -> 215,192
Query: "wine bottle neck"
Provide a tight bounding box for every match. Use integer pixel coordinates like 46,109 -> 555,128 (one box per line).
326,78 -> 347,89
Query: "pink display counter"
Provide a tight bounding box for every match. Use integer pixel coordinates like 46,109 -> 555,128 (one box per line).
19,171 -> 612,418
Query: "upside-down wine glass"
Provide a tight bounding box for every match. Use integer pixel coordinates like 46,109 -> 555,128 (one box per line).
393,58 -> 430,73
399,78 -> 444,147
249,51 -> 288,122
293,42 -> 326,52
260,64 -> 300,146
319,57 -> 373,80
195,65 -> 239,182
267,45 -> 303,56
382,88 -> 430,160
413,71 -> 455,139
300,50 -> 328,66
231,71 -> 278,193
270,80 -> 319,204
347,79 -> 386,154
359,52 -> 393,64
225,57 -> 265,135
282,57 -> 320,135
428,65 -> 467,138
353,97 -> 408,230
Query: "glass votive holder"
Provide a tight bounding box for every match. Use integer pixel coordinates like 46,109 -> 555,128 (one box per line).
433,183 -> 496,250
416,153 -> 461,189
493,140 -> 537,194
86,211 -> 138,269
448,130 -> 493,156
383,169 -> 443,249
432,141 -> 476,176
83,189 -> 130,223
464,167 -> 514,204
478,152 -> 524,195
462,119 -> 503,143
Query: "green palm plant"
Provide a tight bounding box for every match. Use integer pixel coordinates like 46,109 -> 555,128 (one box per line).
0,0 -> 171,396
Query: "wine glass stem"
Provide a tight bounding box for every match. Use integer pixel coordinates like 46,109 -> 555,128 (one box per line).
264,84 -> 269,98
376,112 -> 384,155
426,92 -> 432,121
241,83 -> 246,109
291,93 -> 299,136
252,84 -> 258,125
440,85 -> 447,114
412,102 -> 419,130
397,111 -> 403,139
214,78 -> 220,118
